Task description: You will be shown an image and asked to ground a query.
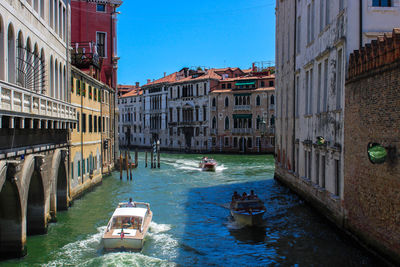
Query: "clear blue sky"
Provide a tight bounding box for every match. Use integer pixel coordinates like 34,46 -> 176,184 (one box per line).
117,0 -> 276,86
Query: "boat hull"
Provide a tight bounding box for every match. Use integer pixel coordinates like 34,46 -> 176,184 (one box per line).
200,163 -> 217,171
230,210 -> 265,226
102,237 -> 144,251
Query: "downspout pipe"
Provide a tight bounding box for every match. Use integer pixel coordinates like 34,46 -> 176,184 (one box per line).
292,0 -> 297,172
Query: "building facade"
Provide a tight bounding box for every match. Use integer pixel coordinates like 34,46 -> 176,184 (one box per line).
0,0 -> 75,259
344,31 -> 400,264
210,71 -> 275,153
275,0 -> 400,262
118,88 -> 143,148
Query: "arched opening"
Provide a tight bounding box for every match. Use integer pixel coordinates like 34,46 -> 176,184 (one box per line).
25,37 -> 32,90
54,59 -> 58,99
212,117 -> 216,129
0,173 -> 23,258
256,95 -> 261,106
33,43 -> 39,92
212,97 -> 216,107
224,116 -> 229,130
16,32 -> 24,86
63,65 -> 66,101
7,24 -> 16,83
0,15 -> 5,80
225,97 -> 229,107
49,56 -> 53,97
40,49 -> 45,94
59,62 -> 62,100
56,161 -> 68,211
270,94 -> 275,105
26,170 -> 46,235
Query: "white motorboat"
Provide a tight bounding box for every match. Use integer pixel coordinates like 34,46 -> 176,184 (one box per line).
199,157 -> 217,171
102,202 -> 152,251
230,199 -> 265,227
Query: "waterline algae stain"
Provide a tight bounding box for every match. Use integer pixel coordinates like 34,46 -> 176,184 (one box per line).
3,153 -> 381,266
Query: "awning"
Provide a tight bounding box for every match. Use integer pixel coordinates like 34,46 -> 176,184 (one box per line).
235,81 -> 255,86
233,114 -> 252,119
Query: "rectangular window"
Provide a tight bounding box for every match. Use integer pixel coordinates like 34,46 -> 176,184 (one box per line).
96,32 -> 106,57
94,115 -> 97,132
373,0 -> 392,7
82,160 -> 85,176
96,4 -> 106,12
82,113 -> 86,133
304,150 -> 308,178
309,68 -> 313,114
224,137 -> 229,147
295,76 -> 300,116
336,49 -> 343,110
335,159 -> 341,196
311,0 -> 315,41
296,16 -> 301,53
233,137 -> 238,148
315,152 -> 319,185
77,112 -> 80,132
325,0 -> 330,26
307,4 -> 311,44
71,163 -> 74,180
78,161 -> 80,177
323,59 -> 329,112
317,63 -> 322,113
320,0 -> 324,32
89,115 -> 92,133
321,155 -> 326,187
296,147 -> 299,175
305,71 -> 309,114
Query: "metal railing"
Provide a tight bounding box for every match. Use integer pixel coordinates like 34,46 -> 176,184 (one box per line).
233,105 -> 251,111
232,128 -> 253,134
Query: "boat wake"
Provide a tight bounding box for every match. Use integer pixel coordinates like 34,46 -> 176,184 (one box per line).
215,164 -> 227,172
147,222 -> 179,258
164,159 -> 201,172
44,225 -> 176,267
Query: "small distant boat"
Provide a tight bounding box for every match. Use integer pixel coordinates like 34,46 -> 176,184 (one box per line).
102,201 -> 153,251
199,157 -> 217,171
230,198 -> 266,226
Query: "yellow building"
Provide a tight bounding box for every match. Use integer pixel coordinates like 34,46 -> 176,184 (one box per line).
69,66 -> 114,198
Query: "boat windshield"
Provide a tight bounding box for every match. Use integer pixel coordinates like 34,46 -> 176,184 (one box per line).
111,216 -> 142,230
236,200 -> 263,210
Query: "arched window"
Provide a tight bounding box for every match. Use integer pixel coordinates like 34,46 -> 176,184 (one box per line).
257,115 -> 260,129
40,49 -> 45,93
256,95 -> 261,106
224,116 -> 229,130
212,116 -> 216,129
25,37 -> 32,89
33,44 -> 39,92
0,16 -> 5,80
239,97 -> 242,105
54,59 -> 58,99
225,96 -> 229,107
212,97 -> 216,107
235,96 -> 238,105
271,94 -> 275,105
7,24 -> 16,83
234,118 -> 237,128
59,62 -> 62,100
49,56 -> 54,97
247,96 -> 250,105
270,115 -> 275,126
16,31 -> 25,86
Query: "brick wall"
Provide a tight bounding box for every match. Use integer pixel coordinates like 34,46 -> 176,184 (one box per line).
345,29 -> 400,263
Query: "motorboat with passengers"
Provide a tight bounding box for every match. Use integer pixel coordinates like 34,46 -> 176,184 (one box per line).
199,157 -> 217,171
102,201 -> 152,251
230,191 -> 265,226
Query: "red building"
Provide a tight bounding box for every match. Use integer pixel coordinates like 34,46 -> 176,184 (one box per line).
71,0 -> 122,90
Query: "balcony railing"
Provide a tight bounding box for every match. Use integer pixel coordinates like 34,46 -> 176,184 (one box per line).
71,42 -> 101,69
232,128 -> 253,134
233,105 -> 251,111
0,80 -> 76,121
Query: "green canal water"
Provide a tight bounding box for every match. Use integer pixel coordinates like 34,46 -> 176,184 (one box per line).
3,153 -> 381,266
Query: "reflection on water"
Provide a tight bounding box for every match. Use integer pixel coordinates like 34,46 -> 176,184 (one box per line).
3,153 -> 382,266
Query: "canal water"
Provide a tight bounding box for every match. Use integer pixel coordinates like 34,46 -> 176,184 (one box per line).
4,153 -> 381,266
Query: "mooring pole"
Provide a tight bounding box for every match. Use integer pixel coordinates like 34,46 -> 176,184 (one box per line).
145,151 -> 148,168
135,148 -> 138,167
129,154 -> 132,180
150,149 -> 154,168
119,152 -> 123,180
157,142 -> 160,168
125,151 -> 129,179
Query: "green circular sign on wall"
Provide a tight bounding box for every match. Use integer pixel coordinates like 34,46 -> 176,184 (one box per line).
367,143 -> 387,164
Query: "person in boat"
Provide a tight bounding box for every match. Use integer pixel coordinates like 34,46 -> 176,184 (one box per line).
232,191 -> 240,201
241,192 -> 248,200
248,190 -> 258,200
127,197 -> 135,207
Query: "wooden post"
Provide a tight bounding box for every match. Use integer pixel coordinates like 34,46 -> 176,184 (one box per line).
135,148 -> 138,167
157,143 -> 160,168
119,152 -> 123,180
125,151 -> 129,179
150,149 -> 154,169
145,151 -> 148,168
129,154 -> 132,180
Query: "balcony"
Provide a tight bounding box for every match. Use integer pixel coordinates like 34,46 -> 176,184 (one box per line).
232,128 -> 253,135
0,80 -> 76,121
71,42 -> 101,69
233,105 -> 251,111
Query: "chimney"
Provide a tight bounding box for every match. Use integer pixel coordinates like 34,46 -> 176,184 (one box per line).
252,62 -> 255,72
147,79 -> 151,84
164,72 -> 166,77
136,82 -> 140,88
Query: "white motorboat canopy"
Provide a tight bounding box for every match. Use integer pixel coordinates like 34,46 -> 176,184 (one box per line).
112,207 -> 147,219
